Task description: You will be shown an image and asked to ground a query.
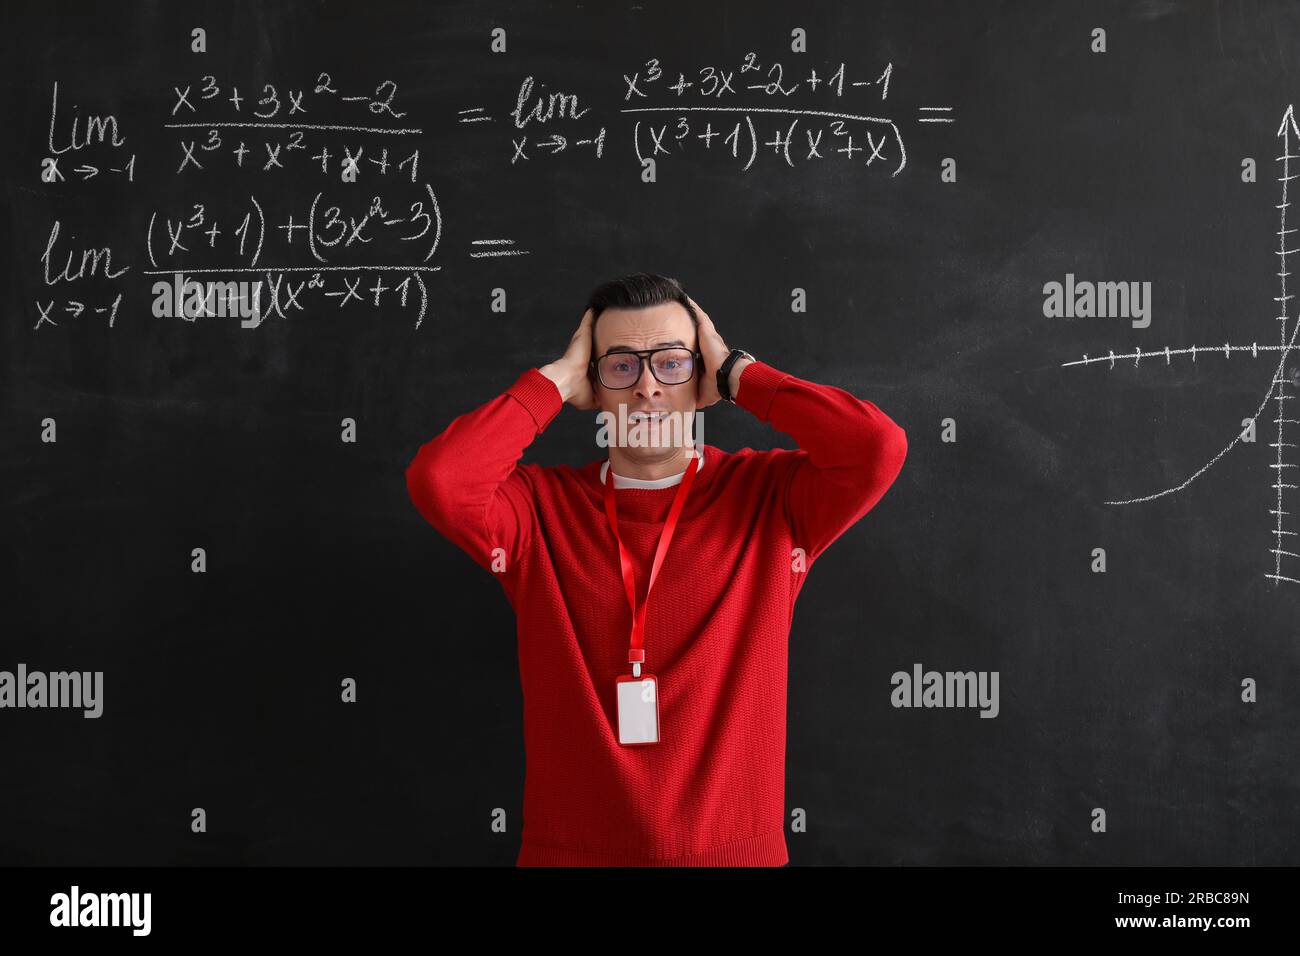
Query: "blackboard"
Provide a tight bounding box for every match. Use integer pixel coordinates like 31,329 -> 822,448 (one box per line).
1,0 -> 1297,871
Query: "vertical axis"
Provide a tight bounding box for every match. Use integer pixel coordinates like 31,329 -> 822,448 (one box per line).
1272,107 -> 1299,585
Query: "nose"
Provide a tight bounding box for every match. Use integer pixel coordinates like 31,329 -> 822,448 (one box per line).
634,359 -> 663,399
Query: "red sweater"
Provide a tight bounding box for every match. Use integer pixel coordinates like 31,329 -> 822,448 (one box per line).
404,360 -> 907,865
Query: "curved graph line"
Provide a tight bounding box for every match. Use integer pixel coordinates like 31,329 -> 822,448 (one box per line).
1103,314 -> 1300,504
1103,105 -> 1300,508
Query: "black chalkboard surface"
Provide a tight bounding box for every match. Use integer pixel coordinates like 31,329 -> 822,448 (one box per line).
1,0 -> 1297,871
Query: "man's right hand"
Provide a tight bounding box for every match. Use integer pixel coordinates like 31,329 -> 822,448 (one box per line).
540,308 -> 599,410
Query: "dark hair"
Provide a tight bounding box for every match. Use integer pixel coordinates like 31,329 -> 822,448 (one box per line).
585,273 -> 699,359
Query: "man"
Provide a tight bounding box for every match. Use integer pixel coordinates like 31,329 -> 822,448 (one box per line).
405,273 -> 907,866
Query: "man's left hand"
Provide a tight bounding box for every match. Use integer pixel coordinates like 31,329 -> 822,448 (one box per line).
690,295 -> 749,408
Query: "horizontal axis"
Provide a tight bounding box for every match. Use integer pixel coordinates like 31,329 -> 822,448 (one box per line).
1062,341 -> 1296,367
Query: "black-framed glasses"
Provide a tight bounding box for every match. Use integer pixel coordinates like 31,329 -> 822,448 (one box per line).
590,347 -> 702,389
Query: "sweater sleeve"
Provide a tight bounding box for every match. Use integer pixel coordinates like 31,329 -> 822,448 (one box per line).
732,360 -> 908,562
404,368 -> 563,573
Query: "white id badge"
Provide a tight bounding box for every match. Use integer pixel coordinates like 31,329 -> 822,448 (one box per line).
616,674 -> 660,745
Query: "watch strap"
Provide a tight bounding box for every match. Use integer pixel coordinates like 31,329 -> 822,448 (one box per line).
717,348 -> 754,403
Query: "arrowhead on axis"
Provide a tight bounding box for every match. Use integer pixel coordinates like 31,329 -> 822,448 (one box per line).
1278,104 -> 1299,139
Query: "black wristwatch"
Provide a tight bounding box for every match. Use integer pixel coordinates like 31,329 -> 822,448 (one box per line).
717,348 -> 755,403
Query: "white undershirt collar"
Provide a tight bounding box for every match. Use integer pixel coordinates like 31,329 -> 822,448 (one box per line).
600,447 -> 705,489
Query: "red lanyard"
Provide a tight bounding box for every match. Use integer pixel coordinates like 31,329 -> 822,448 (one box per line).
603,452 -> 700,674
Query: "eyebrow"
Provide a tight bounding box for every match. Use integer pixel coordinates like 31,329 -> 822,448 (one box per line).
603,339 -> 687,351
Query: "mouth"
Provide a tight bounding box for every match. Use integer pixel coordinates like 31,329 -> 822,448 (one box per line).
627,410 -> 672,423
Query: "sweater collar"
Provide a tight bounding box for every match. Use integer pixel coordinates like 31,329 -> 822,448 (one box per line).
584,444 -> 719,506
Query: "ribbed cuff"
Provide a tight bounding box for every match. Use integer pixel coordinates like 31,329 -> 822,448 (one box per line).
732,360 -> 789,421
516,828 -> 789,867
507,368 -> 564,433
